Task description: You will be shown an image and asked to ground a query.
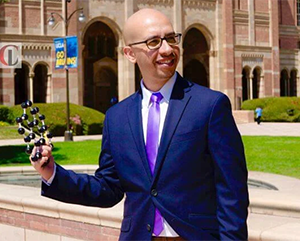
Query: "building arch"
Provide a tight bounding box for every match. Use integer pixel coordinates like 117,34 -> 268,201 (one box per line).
252,66 -> 263,99
242,66 -> 251,101
183,26 -> 211,87
183,23 -> 215,52
81,16 -> 122,45
82,19 -> 119,113
33,63 -> 48,103
280,68 -> 290,96
32,61 -> 50,71
14,62 -> 32,105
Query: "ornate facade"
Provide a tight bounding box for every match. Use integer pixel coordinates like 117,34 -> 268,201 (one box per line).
0,0 -> 299,112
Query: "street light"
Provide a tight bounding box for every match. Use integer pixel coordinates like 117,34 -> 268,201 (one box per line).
48,2 -> 85,141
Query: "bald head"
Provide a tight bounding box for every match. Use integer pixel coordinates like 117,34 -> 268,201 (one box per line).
122,8 -> 180,91
123,8 -> 173,45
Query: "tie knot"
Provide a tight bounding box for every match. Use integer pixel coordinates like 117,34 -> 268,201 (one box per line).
151,92 -> 163,104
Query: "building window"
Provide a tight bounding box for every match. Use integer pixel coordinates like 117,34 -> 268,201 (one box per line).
297,0 -> 300,25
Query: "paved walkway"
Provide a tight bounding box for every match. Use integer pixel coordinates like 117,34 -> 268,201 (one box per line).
237,122 -> 300,136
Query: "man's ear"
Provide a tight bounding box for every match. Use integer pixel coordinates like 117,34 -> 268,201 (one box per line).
123,46 -> 137,63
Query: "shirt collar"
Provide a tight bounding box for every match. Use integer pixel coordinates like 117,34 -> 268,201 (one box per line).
141,72 -> 177,108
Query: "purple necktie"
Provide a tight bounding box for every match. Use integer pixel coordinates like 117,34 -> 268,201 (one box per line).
146,92 -> 164,236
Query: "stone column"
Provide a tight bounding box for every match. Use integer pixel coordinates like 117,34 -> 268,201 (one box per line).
215,0 -> 222,92
19,0 -> 22,34
46,73 -> 52,103
117,46 -> 135,101
29,73 -> 34,102
118,0 -> 135,101
62,0 -> 66,36
209,50 -> 217,90
249,75 -> 253,99
269,0 -> 280,96
259,75 -> 264,98
41,0 -> 44,35
221,0 -> 236,105
174,0 -> 183,75
125,0 -> 134,17
248,0 -> 255,45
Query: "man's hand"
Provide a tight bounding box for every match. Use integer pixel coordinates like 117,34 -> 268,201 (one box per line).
30,144 -> 55,181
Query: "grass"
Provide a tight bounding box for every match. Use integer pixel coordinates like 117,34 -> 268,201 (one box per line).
0,140 -> 102,166
0,125 -> 20,139
242,136 -> 300,179
0,136 -> 299,179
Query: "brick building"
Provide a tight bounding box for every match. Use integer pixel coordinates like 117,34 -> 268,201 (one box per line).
0,0 -> 299,113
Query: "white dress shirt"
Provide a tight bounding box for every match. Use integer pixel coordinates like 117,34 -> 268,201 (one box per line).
141,72 -> 179,237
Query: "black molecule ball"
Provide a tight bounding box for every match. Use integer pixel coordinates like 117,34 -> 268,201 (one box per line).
25,100 -> 32,107
33,119 -> 39,126
21,102 -> 27,109
18,127 -> 25,135
16,117 -> 22,123
29,133 -> 36,140
21,113 -> 28,120
28,121 -> 34,128
39,114 -> 45,121
24,136 -> 31,143
30,108 -> 37,115
25,145 -> 32,155
39,138 -> 46,145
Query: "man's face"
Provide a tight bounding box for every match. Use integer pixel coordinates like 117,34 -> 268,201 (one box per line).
128,16 -> 180,88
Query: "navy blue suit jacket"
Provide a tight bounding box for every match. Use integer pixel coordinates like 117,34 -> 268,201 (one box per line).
42,73 -> 249,240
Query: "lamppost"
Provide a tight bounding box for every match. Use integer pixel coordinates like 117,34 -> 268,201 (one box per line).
48,1 -> 85,141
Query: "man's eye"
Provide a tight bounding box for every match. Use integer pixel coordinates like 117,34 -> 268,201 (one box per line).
166,36 -> 176,43
147,38 -> 161,47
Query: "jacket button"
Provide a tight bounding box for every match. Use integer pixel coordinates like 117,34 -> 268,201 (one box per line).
151,189 -> 158,197
147,224 -> 152,232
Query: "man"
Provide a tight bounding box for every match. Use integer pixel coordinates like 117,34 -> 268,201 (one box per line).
255,107 -> 262,125
31,8 -> 249,241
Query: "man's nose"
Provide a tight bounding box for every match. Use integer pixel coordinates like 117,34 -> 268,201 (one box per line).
159,39 -> 173,55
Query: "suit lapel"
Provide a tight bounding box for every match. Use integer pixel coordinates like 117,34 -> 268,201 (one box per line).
153,75 -> 192,178
127,90 -> 152,181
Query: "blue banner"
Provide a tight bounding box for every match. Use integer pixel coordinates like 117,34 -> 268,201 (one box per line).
54,38 -> 65,69
66,36 -> 78,68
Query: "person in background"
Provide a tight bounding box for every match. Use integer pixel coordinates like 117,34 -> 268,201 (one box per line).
255,106 -> 263,125
30,8 -> 249,241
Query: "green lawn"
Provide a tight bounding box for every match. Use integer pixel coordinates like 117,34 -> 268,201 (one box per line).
242,136 -> 300,179
0,125 -> 20,139
0,136 -> 299,179
0,140 -> 102,166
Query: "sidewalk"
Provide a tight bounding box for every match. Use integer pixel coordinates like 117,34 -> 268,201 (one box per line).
237,122 -> 300,136
0,134 -> 103,146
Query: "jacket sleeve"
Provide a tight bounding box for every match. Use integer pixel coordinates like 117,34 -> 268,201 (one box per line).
42,114 -> 124,208
208,94 -> 249,240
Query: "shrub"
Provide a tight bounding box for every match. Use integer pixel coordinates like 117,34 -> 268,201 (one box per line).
8,103 -> 105,136
0,105 -> 11,122
241,97 -> 300,122
0,121 -> 9,126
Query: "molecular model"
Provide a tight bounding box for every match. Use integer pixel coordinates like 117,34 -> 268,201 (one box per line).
16,100 -> 53,162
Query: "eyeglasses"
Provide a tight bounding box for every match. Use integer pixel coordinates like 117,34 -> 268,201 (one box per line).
128,33 -> 182,50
